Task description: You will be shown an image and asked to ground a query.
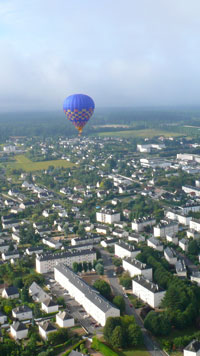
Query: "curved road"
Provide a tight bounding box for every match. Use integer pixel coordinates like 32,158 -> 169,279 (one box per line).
100,248 -> 166,356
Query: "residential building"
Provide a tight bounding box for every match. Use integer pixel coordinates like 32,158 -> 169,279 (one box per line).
10,321 -> 28,340
122,258 -> 152,280
166,210 -> 192,226
132,276 -> 166,308
128,233 -> 145,243
191,271 -> 200,286
39,321 -> 57,340
71,235 -> 101,246
54,264 -> 120,326
114,241 -> 141,259
41,299 -> 59,314
0,311 -> 7,324
2,250 -> 20,261
12,305 -> 32,320
184,340 -> 200,356
175,259 -> 187,277
154,220 -> 178,238
179,238 -> 189,252
147,237 -> 163,252
164,247 -> 177,265
56,311 -> 75,328
96,209 -> 120,224
36,249 -> 96,274
29,282 -> 50,303
166,234 -> 178,245
26,246 -> 44,256
2,286 -> 19,299
132,216 -> 156,232
190,219 -> 200,233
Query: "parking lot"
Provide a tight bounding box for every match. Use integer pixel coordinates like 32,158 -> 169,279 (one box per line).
45,275 -> 102,335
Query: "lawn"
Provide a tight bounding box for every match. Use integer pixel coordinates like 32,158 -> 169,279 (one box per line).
95,129 -> 182,138
120,345 -> 150,356
4,155 -> 74,172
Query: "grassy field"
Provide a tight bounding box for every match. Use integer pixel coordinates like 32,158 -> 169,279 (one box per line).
5,155 -> 74,172
95,129 -> 182,138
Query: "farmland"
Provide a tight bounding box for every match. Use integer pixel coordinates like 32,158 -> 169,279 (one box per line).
4,155 -> 74,172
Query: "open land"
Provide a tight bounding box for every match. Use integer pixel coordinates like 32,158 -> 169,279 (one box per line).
94,129 -> 182,138
3,154 -> 74,172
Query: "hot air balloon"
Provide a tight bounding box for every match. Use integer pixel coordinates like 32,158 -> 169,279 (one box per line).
63,94 -> 95,135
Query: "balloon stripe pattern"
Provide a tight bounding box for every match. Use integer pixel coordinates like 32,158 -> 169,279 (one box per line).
63,94 -> 95,135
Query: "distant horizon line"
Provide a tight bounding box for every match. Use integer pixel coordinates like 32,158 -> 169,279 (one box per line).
1,105 -> 200,114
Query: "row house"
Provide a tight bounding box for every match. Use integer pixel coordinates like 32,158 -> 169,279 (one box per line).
54,264 -> 120,326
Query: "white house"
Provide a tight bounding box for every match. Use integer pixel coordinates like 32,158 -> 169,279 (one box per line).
0,311 -> 7,324
184,340 -> 200,356
154,221 -> 178,238
166,234 -> 178,245
175,259 -> 187,277
147,237 -> 163,252
41,299 -> 59,314
10,321 -> 28,340
56,311 -> 75,328
2,250 -> 20,261
132,217 -> 156,232
190,219 -> 200,233
132,276 -> 166,308
39,321 -> 57,340
96,209 -> 120,224
36,249 -> 96,274
26,246 -> 44,256
166,210 -> 192,226
29,282 -> 50,303
54,264 -> 120,326
12,305 -> 32,320
96,224 -> 110,235
191,271 -> 200,286
114,241 -> 141,259
164,247 -> 177,265
122,258 -> 152,280
187,230 -> 200,240
2,286 -> 19,299
128,233 -> 145,243
179,238 -> 188,252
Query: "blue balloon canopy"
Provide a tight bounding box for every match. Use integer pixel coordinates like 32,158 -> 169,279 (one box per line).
63,94 -> 95,134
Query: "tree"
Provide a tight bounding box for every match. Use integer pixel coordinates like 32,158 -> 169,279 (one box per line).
88,262 -> 92,271
95,263 -> 104,275
103,316 -> 122,342
188,240 -> 199,255
72,262 -> 79,273
144,311 -> 171,336
93,280 -> 112,300
48,328 -> 68,345
111,325 -> 124,348
21,287 -> 29,303
13,277 -> 23,289
127,323 -> 143,346
78,263 -> 83,273
113,296 -> 125,315
57,296 -> 66,308
119,272 -> 132,289
83,261 -> 88,273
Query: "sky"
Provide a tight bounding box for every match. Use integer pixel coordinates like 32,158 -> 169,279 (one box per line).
0,0 -> 200,111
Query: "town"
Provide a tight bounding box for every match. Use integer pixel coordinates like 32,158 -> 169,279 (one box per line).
1,133 -> 200,356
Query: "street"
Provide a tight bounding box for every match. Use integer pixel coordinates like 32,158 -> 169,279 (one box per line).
100,248 -> 166,356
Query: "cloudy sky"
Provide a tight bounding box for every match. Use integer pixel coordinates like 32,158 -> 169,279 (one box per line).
0,0 -> 200,111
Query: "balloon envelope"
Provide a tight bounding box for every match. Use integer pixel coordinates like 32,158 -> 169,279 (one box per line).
63,94 -> 95,134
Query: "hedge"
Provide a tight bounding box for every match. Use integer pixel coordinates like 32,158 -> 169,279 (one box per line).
62,339 -> 85,356
91,336 -> 119,356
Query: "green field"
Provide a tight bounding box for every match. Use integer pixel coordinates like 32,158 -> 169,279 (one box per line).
5,155 -> 74,172
95,129 -> 182,138
121,346 -> 150,356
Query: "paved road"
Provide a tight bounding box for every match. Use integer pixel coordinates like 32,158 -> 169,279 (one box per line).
100,248 -> 166,356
